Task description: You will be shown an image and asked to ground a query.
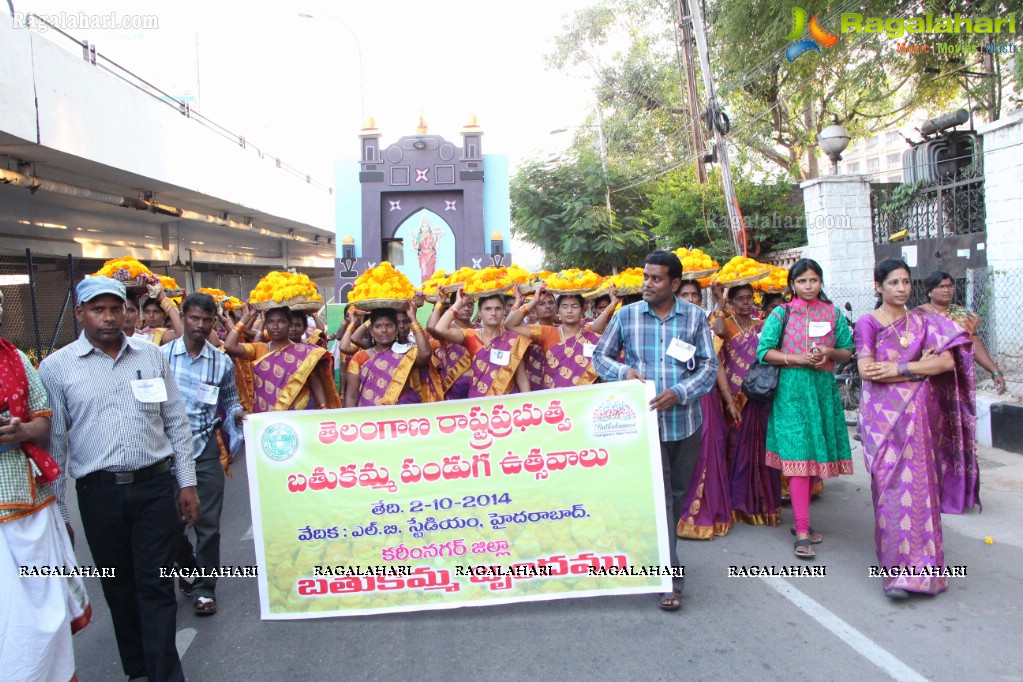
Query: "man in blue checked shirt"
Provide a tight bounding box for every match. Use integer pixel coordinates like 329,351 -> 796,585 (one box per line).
163,292 -> 246,616
593,250 -> 717,612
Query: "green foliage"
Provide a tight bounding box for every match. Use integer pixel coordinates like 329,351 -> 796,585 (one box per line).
647,166 -> 806,260
510,152 -> 655,273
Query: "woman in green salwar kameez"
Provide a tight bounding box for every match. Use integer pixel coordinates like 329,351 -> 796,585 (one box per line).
757,259 -> 854,559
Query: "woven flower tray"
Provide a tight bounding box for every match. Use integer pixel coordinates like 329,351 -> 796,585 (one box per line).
252,296 -> 323,312
712,270 -> 771,287
546,287 -> 599,296
680,267 -> 719,281
465,283 -> 515,300
754,286 -> 786,295
440,282 -> 466,294
347,298 -> 407,311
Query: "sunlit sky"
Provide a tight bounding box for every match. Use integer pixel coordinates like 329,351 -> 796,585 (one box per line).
19,0 -> 601,180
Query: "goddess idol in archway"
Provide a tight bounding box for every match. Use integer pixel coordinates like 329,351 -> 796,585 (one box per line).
413,214 -> 445,282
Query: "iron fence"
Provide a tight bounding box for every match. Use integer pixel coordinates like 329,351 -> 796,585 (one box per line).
0,248 -> 334,364
871,169 -> 985,245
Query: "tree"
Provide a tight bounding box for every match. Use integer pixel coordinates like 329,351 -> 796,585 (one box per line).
647,166 -> 806,260
510,151 -> 655,273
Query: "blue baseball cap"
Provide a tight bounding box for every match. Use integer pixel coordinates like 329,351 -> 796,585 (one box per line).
76,276 -> 127,304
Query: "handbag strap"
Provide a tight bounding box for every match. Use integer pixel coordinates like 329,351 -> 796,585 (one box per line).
774,305 -> 789,351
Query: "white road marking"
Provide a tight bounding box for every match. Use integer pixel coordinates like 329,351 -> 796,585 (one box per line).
176,627 -> 197,657
241,524 -> 253,541
762,578 -> 928,682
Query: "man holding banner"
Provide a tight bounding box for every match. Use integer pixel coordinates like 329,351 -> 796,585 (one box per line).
592,250 -> 718,611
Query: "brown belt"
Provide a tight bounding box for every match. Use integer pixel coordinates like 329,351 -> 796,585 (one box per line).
79,458 -> 171,486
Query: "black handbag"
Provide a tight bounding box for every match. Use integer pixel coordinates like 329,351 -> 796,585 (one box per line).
742,305 -> 789,403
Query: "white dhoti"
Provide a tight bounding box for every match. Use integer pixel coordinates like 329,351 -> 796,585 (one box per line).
0,504 -> 90,682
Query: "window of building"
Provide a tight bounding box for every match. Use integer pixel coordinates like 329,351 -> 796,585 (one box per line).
848,162 -> 860,174
887,131 -> 902,144
867,157 -> 880,172
866,134 -> 879,147
886,173 -> 901,182
886,153 -> 900,167
383,239 -> 404,265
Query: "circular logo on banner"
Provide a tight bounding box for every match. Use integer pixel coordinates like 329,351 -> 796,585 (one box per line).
589,396 -> 639,441
261,424 -> 299,462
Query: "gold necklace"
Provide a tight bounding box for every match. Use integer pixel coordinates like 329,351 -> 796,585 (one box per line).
928,303 -> 951,320
730,314 -> 752,334
879,306 -> 910,348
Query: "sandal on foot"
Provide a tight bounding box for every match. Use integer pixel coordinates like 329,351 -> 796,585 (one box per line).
178,578 -> 193,598
790,527 -> 823,544
793,538 -> 815,559
658,590 -> 681,611
885,588 -> 910,600
194,596 -> 217,615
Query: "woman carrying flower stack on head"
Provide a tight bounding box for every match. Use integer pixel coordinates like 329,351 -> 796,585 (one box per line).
434,288 -> 532,396
756,259 -> 854,559
425,292 -> 475,400
709,282 -> 782,528
343,299 -> 435,407
138,281 -> 184,346
674,279 -> 733,540
523,287 -> 558,390
504,283 -> 619,389
855,259 -> 975,599
223,304 -> 339,412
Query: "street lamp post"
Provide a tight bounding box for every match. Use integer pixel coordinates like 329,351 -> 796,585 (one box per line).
297,12 -> 366,120
818,124 -> 851,175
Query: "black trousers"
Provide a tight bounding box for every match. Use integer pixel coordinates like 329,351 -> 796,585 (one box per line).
662,430 -> 701,591
77,470 -> 185,682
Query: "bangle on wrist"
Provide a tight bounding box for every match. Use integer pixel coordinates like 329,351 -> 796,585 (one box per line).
234,323 -> 246,334
410,322 -> 424,333
992,370 -> 1003,378
160,298 -> 175,312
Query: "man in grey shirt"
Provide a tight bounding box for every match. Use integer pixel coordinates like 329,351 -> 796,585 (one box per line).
40,276 -> 200,682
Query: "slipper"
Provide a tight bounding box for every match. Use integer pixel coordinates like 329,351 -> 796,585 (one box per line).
790,527 -> 823,544
658,590 -> 681,611
885,588 -> 910,600
194,596 -> 217,616
178,578 -> 193,598
793,538 -> 815,559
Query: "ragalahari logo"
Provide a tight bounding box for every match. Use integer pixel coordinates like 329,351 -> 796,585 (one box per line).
786,7 -> 840,61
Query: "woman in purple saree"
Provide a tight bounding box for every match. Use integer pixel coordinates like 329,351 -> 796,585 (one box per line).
712,284 -> 782,528
675,281 -> 733,540
504,286 -> 618,390
343,301 -> 434,407
855,259 -> 975,599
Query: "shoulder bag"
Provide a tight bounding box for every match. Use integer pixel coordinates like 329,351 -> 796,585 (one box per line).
742,305 -> 789,403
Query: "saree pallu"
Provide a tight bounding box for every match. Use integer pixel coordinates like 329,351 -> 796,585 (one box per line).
350,348 -> 422,406
463,329 -> 532,398
250,342 -> 341,412
912,305 -> 980,513
676,387 -> 733,539
525,343 -> 546,391
855,311 -> 972,594
435,339 -> 472,401
543,329 -> 601,389
721,320 -> 780,525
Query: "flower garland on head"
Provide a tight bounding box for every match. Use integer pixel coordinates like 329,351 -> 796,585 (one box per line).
714,256 -> 769,283
506,264 -> 532,285
223,296 -> 244,312
673,247 -> 719,272
348,262 -> 415,302
199,287 -> 228,302
752,266 -> 788,292
160,276 -> 182,293
250,271 -> 323,304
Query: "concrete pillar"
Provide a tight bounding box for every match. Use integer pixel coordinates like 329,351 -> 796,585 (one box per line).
979,107 -> 1023,395
799,175 -> 876,319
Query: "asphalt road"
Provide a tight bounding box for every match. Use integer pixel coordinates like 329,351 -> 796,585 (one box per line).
65,434 -> 1023,682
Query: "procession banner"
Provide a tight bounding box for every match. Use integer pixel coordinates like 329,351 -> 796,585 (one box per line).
244,380 -> 669,619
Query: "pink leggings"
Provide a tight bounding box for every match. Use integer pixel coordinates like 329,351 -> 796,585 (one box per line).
789,476 -> 812,534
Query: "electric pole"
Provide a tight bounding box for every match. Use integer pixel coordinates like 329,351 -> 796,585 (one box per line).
686,0 -> 746,255
677,0 -> 706,184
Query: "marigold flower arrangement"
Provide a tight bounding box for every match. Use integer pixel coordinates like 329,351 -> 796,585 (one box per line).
752,266 -> 789,293
713,256 -> 769,284
463,267 -> 513,295
249,271 -> 323,304
160,276 -> 181,293
420,269 -> 451,296
198,287 -> 228,301
506,264 -> 532,285
92,257 -> 157,284
609,267 -> 644,289
446,267 -> 476,286
673,247 -> 719,272
545,268 -> 604,291
223,296 -> 244,312
348,262 -> 415,302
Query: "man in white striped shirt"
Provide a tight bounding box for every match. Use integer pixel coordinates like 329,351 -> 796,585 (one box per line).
39,276 -> 199,682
